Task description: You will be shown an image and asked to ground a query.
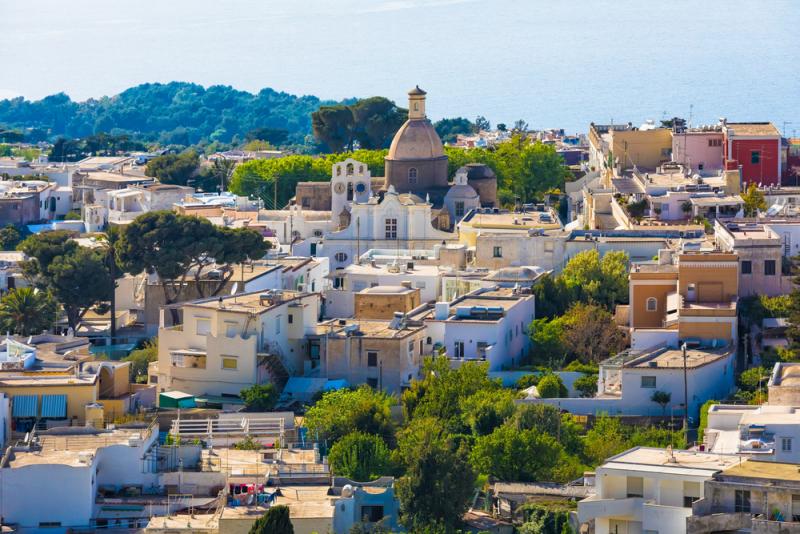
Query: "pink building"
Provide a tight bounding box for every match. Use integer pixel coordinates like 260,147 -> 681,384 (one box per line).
672,128 -> 725,174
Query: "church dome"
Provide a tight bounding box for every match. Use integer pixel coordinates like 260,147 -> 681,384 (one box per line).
387,119 -> 445,161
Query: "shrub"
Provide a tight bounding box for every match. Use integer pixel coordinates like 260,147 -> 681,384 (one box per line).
574,374 -> 598,398
328,432 -> 391,482
537,374 -> 567,399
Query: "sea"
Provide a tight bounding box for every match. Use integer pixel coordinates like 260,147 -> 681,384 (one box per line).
1,0 -> 798,135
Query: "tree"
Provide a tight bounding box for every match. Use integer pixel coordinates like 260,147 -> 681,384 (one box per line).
115,212 -> 268,308
742,182 -> 767,217
532,274 -> 576,319
460,388 -> 516,436
559,249 -> 629,309
651,390 -> 672,416
245,127 -> 289,146
0,225 -> 21,250
583,415 -> 628,466
328,432 -> 392,482
537,374 -> 567,398
241,139 -> 274,152
395,417 -> 475,530
303,386 -> 394,444
124,339 -> 157,383
434,117 -> 474,144
46,247 -> 115,331
350,97 -> 406,150
248,505 -> 293,534
474,116 -> 491,132
0,287 -> 57,335
560,303 -> 626,364
19,232 -> 113,331
229,155 -> 331,209
496,123 -> 507,132
471,423 -> 563,482
312,105 -> 356,152
574,374 -> 599,398
512,119 -> 529,133
240,383 -> 278,412
145,151 -> 200,185
531,316 -> 567,365
401,358 -> 501,432
204,158 -> 237,192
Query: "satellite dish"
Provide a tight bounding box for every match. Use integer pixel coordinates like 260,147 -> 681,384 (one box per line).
230,282 -> 239,295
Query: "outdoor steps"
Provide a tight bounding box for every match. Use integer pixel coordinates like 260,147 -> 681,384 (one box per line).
262,353 -> 290,390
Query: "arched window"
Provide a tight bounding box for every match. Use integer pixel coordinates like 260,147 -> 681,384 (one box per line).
346,163 -> 354,175
359,165 -> 364,173
414,103 -> 419,111
408,168 -> 418,185
646,297 -> 657,312
336,166 -> 342,176
334,252 -> 348,263
426,336 -> 432,345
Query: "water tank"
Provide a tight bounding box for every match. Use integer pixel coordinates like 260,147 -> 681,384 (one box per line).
434,302 -> 450,320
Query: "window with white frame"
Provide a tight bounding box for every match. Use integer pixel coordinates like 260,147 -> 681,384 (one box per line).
196,318 -> 211,336
385,218 -> 397,239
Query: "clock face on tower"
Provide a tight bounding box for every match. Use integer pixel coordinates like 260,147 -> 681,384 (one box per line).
334,182 -> 346,194
355,182 -> 366,194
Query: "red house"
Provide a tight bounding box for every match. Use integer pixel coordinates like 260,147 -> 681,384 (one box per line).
722,122 -> 782,186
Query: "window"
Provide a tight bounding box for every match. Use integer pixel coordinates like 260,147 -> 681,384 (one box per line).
454,341 -> 465,359
493,246 -> 503,258
302,197 -> 311,208
385,218 -> 397,239
367,351 -> 378,367
741,260 -> 752,274
415,281 -> 426,289
334,252 -> 348,263
641,376 -> 656,388
360,505 -> 385,523
313,229 -> 323,237
698,163 -> 704,171
626,476 -> 643,498
346,163 -> 354,175
782,437 -> 793,452
275,316 -> 281,335
196,318 -> 211,336
646,297 -> 657,312
751,151 -> 761,164
408,340 -> 414,354
408,168 -> 418,184
288,314 -> 294,324
225,322 -> 238,338
735,490 -> 751,513
333,276 -> 345,289
455,201 -> 465,218
708,138 -> 722,147
221,357 -> 238,370
765,259 -> 776,276
684,496 -> 698,508
426,336 -> 432,345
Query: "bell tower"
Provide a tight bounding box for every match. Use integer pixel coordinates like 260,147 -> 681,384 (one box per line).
408,86 -> 427,120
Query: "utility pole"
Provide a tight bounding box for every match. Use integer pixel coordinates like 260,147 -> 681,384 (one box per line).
682,343 -> 689,443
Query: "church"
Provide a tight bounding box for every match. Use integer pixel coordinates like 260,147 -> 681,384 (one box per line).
293,86 -> 499,269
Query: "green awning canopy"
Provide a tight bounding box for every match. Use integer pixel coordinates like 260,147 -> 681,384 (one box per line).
40,394 -> 67,419
12,395 -> 38,418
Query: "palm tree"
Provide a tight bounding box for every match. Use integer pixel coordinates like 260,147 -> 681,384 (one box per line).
0,287 -> 57,336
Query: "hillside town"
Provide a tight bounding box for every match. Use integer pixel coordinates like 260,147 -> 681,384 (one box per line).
0,84 -> 799,534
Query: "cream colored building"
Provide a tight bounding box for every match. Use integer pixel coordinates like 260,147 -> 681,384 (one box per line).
154,290 -> 322,398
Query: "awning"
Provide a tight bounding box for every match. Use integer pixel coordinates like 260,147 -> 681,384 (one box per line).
41,394 -> 67,418
12,395 -> 38,418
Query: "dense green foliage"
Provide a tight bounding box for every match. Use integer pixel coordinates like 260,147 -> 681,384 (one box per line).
240,383 -> 278,412
698,400 -> 719,442
0,82 -> 336,147
312,97 -> 406,152
0,225 -> 22,250
531,302 -> 626,367
228,150 -> 388,208
124,339 -> 158,384
433,117 -> 474,143
327,432 -> 392,481
537,374 -> 567,398
145,151 -> 200,185
248,505 -> 293,534
115,211 -> 268,303
574,374 -> 599,398
19,231 -> 114,330
518,501 -> 575,534
0,287 -> 58,335
303,386 -> 394,445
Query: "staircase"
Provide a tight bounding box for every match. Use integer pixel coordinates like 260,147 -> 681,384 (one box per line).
260,353 -> 290,391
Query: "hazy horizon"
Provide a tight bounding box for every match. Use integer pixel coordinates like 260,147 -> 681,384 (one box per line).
2,0 -> 799,134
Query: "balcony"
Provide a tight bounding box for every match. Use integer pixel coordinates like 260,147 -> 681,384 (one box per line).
752,517 -> 800,533
578,496 -> 643,523
687,512 -> 752,533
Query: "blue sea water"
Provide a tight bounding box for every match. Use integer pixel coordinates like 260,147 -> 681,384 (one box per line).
1,0 -> 798,134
